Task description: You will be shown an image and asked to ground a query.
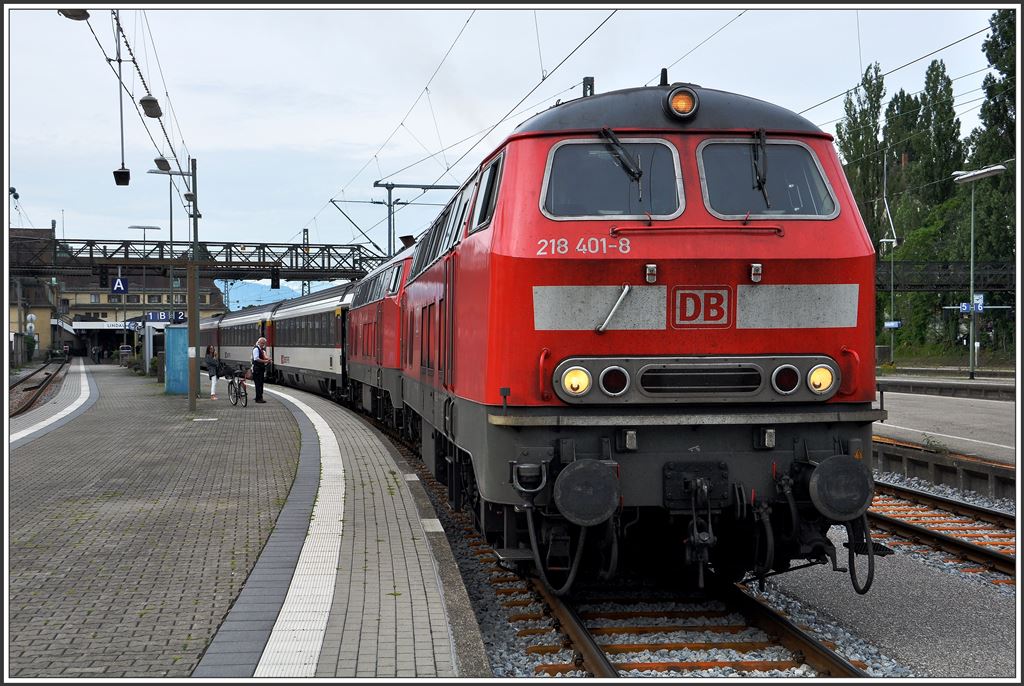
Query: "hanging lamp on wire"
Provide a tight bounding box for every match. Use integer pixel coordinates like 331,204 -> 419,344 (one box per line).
112,10 -> 130,186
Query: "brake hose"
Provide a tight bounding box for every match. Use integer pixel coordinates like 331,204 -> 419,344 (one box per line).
525,504 -> 587,596
845,513 -> 875,594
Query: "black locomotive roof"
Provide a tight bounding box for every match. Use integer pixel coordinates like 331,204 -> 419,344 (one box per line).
513,84 -> 822,135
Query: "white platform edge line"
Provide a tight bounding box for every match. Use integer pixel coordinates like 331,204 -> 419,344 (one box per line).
10,358 -> 91,443
254,387 -> 345,677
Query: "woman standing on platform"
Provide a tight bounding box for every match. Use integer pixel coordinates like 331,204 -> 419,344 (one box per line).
204,345 -> 221,400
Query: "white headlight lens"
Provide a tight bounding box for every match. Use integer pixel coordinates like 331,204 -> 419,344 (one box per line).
807,365 -> 835,394
561,367 -> 592,396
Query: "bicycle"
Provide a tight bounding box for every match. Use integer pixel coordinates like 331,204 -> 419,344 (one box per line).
227,368 -> 249,407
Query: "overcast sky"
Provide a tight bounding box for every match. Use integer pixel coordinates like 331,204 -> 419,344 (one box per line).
5,4 -> 1007,291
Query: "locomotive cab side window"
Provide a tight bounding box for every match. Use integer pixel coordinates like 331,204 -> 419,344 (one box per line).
540,138 -> 683,220
697,139 -> 839,219
468,154 -> 504,234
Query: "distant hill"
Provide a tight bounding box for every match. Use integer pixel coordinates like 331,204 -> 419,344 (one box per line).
215,280 -> 340,311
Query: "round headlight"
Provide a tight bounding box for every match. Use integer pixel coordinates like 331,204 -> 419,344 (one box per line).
666,86 -> 699,118
561,366 -> 592,397
771,365 -> 800,395
599,366 -> 630,397
807,365 -> 836,394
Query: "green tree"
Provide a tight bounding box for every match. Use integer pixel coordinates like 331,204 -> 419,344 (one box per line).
962,9 -> 1016,355
881,89 -> 922,199
910,60 -> 965,207
835,62 -> 886,243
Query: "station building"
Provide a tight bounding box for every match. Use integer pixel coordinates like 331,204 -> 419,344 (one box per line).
9,226 -> 227,361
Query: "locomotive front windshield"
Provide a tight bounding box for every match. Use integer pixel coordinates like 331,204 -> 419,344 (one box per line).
698,140 -> 838,219
542,139 -> 682,219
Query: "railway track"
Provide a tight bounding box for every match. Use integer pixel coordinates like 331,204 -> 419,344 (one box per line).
376,418 -> 867,679
521,579 -> 868,678
9,359 -> 67,418
867,481 -> 1016,579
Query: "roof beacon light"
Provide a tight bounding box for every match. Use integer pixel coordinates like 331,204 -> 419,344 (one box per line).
666,86 -> 698,119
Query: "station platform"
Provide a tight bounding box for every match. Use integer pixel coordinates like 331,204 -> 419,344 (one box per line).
7,359 -> 490,679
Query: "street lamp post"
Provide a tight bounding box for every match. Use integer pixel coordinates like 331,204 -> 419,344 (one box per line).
880,237 -> 896,364
148,159 -> 200,411
128,224 -> 161,373
952,164 -> 1006,380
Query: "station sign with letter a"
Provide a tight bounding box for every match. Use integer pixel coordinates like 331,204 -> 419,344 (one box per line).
111,277 -> 128,294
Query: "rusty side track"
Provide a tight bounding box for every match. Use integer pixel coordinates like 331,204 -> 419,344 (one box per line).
9,359 -> 67,418
525,581 -> 868,678
868,482 -> 1016,579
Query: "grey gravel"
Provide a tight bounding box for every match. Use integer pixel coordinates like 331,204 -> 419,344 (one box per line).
745,579 -> 916,678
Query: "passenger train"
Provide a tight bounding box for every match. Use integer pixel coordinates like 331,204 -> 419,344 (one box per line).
201,71 -> 887,595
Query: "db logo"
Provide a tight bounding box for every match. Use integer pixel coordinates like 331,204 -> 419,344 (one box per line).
672,287 -> 731,328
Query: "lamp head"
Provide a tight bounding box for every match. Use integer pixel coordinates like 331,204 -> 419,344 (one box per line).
58,9 -> 90,20
154,156 -> 172,172
113,167 -> 131,186
139,94 -> 163,118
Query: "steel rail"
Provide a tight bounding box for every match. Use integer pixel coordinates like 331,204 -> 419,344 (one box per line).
530,578 -> 620,678
10,360 -> 67,418
9,359 -> 61,391
721,582 -> 869,678
873,482 -> 1015,530
867,510 -> 1016,576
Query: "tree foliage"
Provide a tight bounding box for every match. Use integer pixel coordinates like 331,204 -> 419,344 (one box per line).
834,10 -> 1017,359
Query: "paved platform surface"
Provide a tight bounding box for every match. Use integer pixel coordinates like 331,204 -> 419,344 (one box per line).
8,362 -> 489,679
872,391 -> 1016,466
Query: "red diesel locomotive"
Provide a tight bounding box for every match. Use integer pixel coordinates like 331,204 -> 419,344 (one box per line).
351,71 -> 889,594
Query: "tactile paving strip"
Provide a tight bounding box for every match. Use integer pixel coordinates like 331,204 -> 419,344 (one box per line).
254,391 -> 345,677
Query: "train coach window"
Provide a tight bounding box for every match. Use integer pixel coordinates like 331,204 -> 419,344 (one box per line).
698,139 -> 839,219
541,139 -> 682,220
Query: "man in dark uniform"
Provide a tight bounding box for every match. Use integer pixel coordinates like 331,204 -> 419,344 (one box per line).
251,336 -> 270,403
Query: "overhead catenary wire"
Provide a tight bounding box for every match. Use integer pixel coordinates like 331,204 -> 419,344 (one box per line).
82,12 -> 194,214
798,25 -> 992,115
424,88 -> 454,176
375,79 -> 584,184
368,11 -> 618,240
822,83 -> 1000,141
533,10 -> 547,80
113,11 -> 190,182
839,84 -> 1013,167
645,9 -> 748,86
142,11 -> 191,162
858,156 -> 1015,207
814,66 -> 995,130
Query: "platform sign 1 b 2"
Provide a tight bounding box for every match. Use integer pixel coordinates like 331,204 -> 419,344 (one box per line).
146,310 -> 186,322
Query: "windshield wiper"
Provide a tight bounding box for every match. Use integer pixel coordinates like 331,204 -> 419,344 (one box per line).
600,127 -> 643,183
752,128 -> 771,209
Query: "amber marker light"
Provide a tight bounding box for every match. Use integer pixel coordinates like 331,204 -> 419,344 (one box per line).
666,86 -> 698,118
807,365 -> 836,394
561,367 -> 593,397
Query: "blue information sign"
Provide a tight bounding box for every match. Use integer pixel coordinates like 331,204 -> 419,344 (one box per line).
111,277 -> 128,294
146,310 -> 186,322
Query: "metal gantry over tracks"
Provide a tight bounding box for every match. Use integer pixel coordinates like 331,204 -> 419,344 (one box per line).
9,237 -> 391,281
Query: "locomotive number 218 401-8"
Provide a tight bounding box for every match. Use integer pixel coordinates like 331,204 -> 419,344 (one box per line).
536,237 -> 632,255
